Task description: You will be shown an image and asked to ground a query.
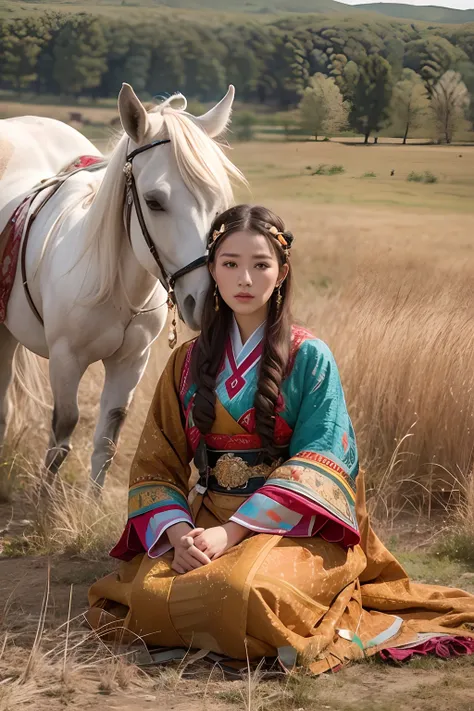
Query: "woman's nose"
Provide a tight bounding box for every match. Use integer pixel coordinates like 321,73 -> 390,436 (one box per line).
238,270 -> 252,286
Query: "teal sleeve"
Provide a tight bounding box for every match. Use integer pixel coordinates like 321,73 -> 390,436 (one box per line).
289,339 -> 358,482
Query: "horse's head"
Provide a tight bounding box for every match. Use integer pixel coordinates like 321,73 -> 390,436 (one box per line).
117,83 -> 244,330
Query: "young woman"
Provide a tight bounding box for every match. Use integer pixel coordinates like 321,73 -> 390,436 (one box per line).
88,204 -> 474,673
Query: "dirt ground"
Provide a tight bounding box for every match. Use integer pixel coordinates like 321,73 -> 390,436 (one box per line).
1,500 -> 474,711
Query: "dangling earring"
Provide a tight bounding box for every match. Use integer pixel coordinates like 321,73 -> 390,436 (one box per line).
214,283 -> 220,312
275,283 -> 283,309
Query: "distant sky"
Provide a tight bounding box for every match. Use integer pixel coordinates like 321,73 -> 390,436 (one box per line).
343,0 -> 474,8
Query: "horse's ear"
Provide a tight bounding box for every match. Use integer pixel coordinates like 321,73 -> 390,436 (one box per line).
118,83 -> 150,144
195,85 -> 235,138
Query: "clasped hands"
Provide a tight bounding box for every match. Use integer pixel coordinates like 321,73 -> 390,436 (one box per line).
167,521 -> 248,575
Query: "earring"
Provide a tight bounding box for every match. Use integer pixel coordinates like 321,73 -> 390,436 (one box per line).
214,283 -> 220,312
275,284 -> 283,309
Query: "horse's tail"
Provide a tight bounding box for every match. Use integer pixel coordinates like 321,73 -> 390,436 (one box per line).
8,345 -> 52,444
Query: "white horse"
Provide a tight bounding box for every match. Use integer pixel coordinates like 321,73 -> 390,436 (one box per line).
0,83 -> 243,488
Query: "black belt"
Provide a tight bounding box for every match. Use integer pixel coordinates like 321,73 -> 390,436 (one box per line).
193,441 -> 288,496
207,474 -> 267,496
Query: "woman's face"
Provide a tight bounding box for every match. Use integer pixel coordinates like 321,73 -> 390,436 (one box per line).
211,230 -> 288,318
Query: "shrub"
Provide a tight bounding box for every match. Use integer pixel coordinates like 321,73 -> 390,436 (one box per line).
362,171 -> 377,178
232,111 -> 258,141
407,170 -> 438,184
312,164 -> 345,176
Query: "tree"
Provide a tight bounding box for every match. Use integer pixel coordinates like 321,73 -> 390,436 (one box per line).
405,36 -> 467,96
390,69 -> 430,144
265,29 -> 310,108
299,73 -> 348,141
0,18 -> 43,92
52,16 -> 108,96
349,54 -> 393,144
458,60 -> 474,127
430,70 -> 470,144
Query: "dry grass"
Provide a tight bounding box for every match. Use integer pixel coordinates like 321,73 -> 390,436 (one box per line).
437,475 -> 474,563
2,106 -> 474,710
0,602 -> 156,711
1,476 -> 126,559
2,140 -> 474,544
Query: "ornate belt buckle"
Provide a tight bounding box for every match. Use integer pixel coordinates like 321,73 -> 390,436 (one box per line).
214,454 -> 252,490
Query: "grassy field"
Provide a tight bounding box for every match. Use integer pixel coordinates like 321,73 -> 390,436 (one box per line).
1,106 -> 474,709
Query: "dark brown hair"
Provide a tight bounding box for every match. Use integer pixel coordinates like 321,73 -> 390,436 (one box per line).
191,204 -> 294,457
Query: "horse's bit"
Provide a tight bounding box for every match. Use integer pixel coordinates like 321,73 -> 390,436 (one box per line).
123,139 -> 208,347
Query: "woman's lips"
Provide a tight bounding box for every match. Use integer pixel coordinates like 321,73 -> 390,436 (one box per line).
234,293 -> 254,301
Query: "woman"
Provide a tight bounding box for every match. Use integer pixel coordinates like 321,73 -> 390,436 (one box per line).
88,205 -> 474,673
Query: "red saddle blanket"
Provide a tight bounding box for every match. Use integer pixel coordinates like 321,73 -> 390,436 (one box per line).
0,155 -> 104,323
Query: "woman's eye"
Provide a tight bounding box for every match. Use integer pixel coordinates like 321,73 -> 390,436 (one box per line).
255,263 -> 270,269
223,261 -> 237,268
145,199 -> 165,212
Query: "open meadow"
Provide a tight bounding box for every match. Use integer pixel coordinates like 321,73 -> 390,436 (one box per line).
1,123 -> 474,709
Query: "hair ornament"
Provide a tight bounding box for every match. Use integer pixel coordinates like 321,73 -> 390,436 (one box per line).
208,217 -> 294,254
212,223 -> 226,243
267,224 -> 290,248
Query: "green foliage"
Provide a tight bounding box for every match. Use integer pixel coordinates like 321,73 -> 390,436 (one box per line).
0,6 -> 474,122
232,110 -> 259,141
389,68 -> 430,144
437,531 -> 474,564
361,171 -> 377,178
299,72 -> 348,140
405,35 -> 468,97
407,170 -> 438,183
52,15 -> 108,95
312,163 -> 345,175
349,54 -> 393,143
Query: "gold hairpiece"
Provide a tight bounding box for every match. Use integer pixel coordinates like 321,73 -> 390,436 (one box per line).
212,223 -> 226,243
268,224 -> 288,247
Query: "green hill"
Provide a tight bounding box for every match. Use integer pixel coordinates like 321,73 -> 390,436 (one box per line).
354,3 -> 474,24
2,0 -> 474,24
0,0 -> 348,16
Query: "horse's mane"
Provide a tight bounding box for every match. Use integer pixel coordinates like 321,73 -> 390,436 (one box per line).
82,96 -> 246,306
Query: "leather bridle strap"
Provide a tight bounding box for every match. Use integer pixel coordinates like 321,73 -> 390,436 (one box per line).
123,138 -> 208,313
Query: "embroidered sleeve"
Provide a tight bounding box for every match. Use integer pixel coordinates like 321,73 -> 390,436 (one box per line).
229,340 -> 360,547
110,344 -> 194,561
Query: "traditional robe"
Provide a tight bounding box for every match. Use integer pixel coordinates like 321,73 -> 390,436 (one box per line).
88,325 -> 474,673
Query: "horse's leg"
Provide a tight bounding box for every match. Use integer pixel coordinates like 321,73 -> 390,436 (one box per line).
0,325 -> 18,452
45,345 -> 86,482
90,349 -> 150,489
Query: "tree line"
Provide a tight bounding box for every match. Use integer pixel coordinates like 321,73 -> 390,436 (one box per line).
1,11 -> 474,142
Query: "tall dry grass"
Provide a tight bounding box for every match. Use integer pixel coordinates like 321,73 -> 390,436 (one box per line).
307,271 -> 474,513
3,190 -> 474,537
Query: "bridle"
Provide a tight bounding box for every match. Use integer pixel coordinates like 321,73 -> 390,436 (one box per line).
15,139 -> 207,343
123,138 -> 208,316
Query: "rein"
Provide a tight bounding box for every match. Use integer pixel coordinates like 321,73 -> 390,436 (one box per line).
123,138 -> 208,346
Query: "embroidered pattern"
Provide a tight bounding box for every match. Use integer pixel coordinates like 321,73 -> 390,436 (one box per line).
224,337 -> 263,399
128,483 -> 190,518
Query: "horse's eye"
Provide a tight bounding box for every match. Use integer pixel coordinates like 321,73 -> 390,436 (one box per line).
145,198 -> 165,212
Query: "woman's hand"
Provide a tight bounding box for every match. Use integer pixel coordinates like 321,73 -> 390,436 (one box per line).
167,522 -> 211,574
191,521 -> 249,561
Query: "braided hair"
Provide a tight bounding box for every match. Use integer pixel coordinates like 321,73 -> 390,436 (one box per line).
191,204 -> 294,457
